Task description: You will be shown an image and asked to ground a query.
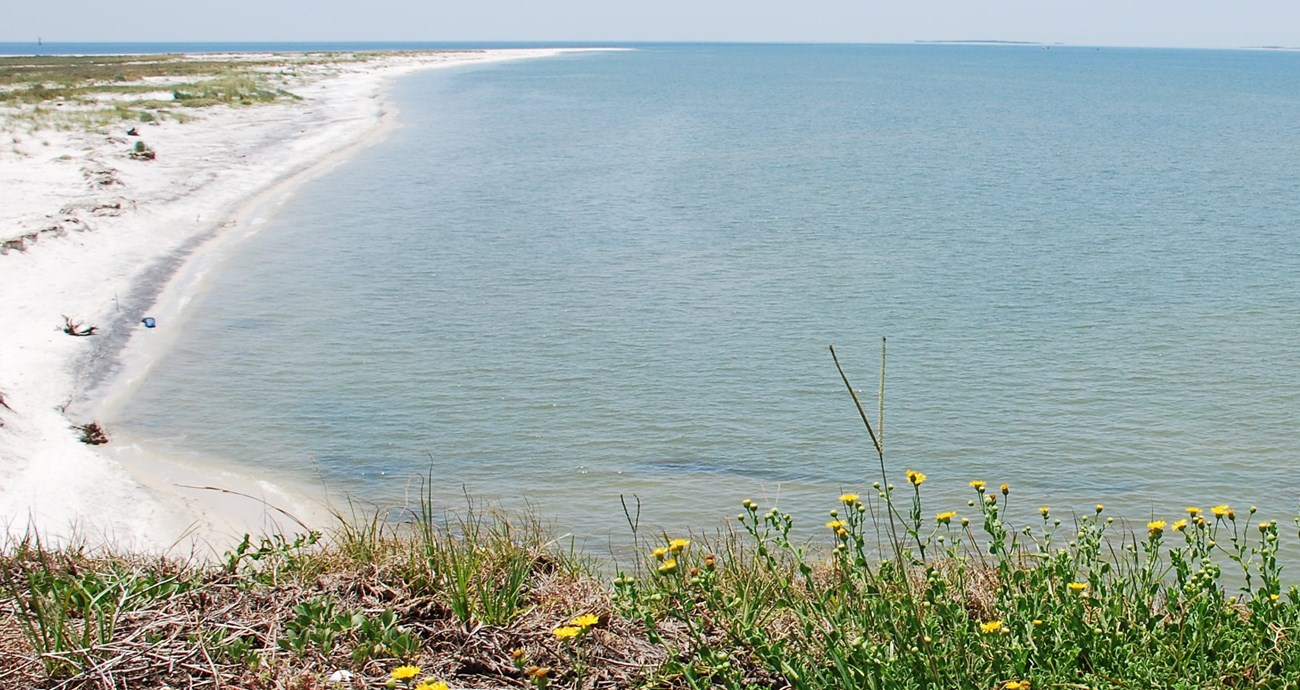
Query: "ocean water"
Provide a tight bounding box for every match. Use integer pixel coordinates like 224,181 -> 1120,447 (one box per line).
107,44 -> 1300,554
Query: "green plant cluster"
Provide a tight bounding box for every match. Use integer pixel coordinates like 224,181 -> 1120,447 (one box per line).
0,53 -> 331,130
611,480 -> 1300,689
0,538 -> 199,678
278,597 -> 418,665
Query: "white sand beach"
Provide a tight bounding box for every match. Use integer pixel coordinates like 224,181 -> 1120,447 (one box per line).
0,48 -> 582,556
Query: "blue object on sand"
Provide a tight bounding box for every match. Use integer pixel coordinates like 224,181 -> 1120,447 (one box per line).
141,317 -> 156,328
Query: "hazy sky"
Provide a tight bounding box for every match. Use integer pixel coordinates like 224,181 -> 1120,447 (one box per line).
4,0 -> 1300,49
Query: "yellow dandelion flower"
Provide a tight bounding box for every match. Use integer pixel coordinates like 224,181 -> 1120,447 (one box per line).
936,511 -> 957,523
1172,519 -> 1188,532
669,538 -> 691,552
826,519 -> 846,529
1187,507 -> 1202,517
391,665 -> 422,681
1147,520 -> 1166,535
970,480 -> 986,491
657,558 -> 678,575
553,625 -> 582,640
979,620 -> 1003,635
1000,483 -> 1010,495
836,527 -> 849,538
416,681 -> 449,690
906,470 -> 927,486
1005,682 -> 1025,690
840,493 -> 860,503
1039,506 -> 1050,516
570,613 -> 599,628
1211,504 -> 1231,518
651,546 -> 669,560
1067,581 -> 1087,592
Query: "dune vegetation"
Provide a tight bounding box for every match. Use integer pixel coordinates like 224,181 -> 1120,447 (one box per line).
3,350 -> 1298,688
0,52 -> 421,130
2,477 -> 1297,689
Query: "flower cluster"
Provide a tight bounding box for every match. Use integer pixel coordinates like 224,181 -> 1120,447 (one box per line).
388,666 -> 447,690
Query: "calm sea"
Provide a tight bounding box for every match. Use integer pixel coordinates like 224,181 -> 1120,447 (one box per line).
105,44 -> 1300,554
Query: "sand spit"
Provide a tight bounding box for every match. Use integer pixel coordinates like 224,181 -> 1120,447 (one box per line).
0,48 -> 590,556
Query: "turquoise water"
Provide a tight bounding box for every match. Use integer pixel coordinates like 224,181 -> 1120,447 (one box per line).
111,45 -> 1300,551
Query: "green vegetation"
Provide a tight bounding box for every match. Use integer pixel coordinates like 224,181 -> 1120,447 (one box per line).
1,487 -> 1296,688
2,352 -> 1298,687
0,52 -> 395,130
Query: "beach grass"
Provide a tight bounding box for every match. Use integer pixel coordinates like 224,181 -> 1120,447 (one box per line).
3,349 -> 1299,687
2,479 -> 1298,688
0,52 -> 450,130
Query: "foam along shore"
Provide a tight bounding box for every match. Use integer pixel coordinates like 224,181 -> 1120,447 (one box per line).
0,48 -> 591,556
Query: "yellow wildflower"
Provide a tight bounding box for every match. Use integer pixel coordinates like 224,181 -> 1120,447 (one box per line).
1000,483 -> 1010,495
416,681 -> 449,690
840,493 -> 860,503
906,470 -> 927,486
1211,504 -> 1231,518
391,666 -> 421,681
651,546 -> 669,560
669,538 -> 691,552
1094,504 -> 1104,513
1147,520 -> 1166,535
570,613 -> 599,628
553,625 -> 582,640
1039,506 -> 1050,516
979,620 -> 1003,635
825,519 -> 846,529
1005,682 -> 1028,690
1172,519 -> 1188,532
1187,507 -> 1202,517
657,559 -> 678,575
970,480 -> 986,491
1067,582 -> 1087,592
936,511 -> 957,524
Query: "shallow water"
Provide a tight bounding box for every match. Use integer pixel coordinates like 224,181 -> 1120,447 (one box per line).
110,45 -> 1300,559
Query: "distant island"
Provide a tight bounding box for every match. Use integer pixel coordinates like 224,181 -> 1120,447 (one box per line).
915,39 -> 1051,46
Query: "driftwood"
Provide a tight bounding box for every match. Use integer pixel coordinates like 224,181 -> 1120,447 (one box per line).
75,421 -> 109,445
63,315 -> 99,336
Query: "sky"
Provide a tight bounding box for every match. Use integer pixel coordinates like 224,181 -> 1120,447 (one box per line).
3,0 -> 1300,49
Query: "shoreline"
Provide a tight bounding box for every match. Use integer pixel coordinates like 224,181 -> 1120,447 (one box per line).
0,48 -> 597,556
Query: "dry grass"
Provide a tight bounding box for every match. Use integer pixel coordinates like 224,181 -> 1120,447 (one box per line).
0,51 -> 460,131
0,513 -> 681,690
